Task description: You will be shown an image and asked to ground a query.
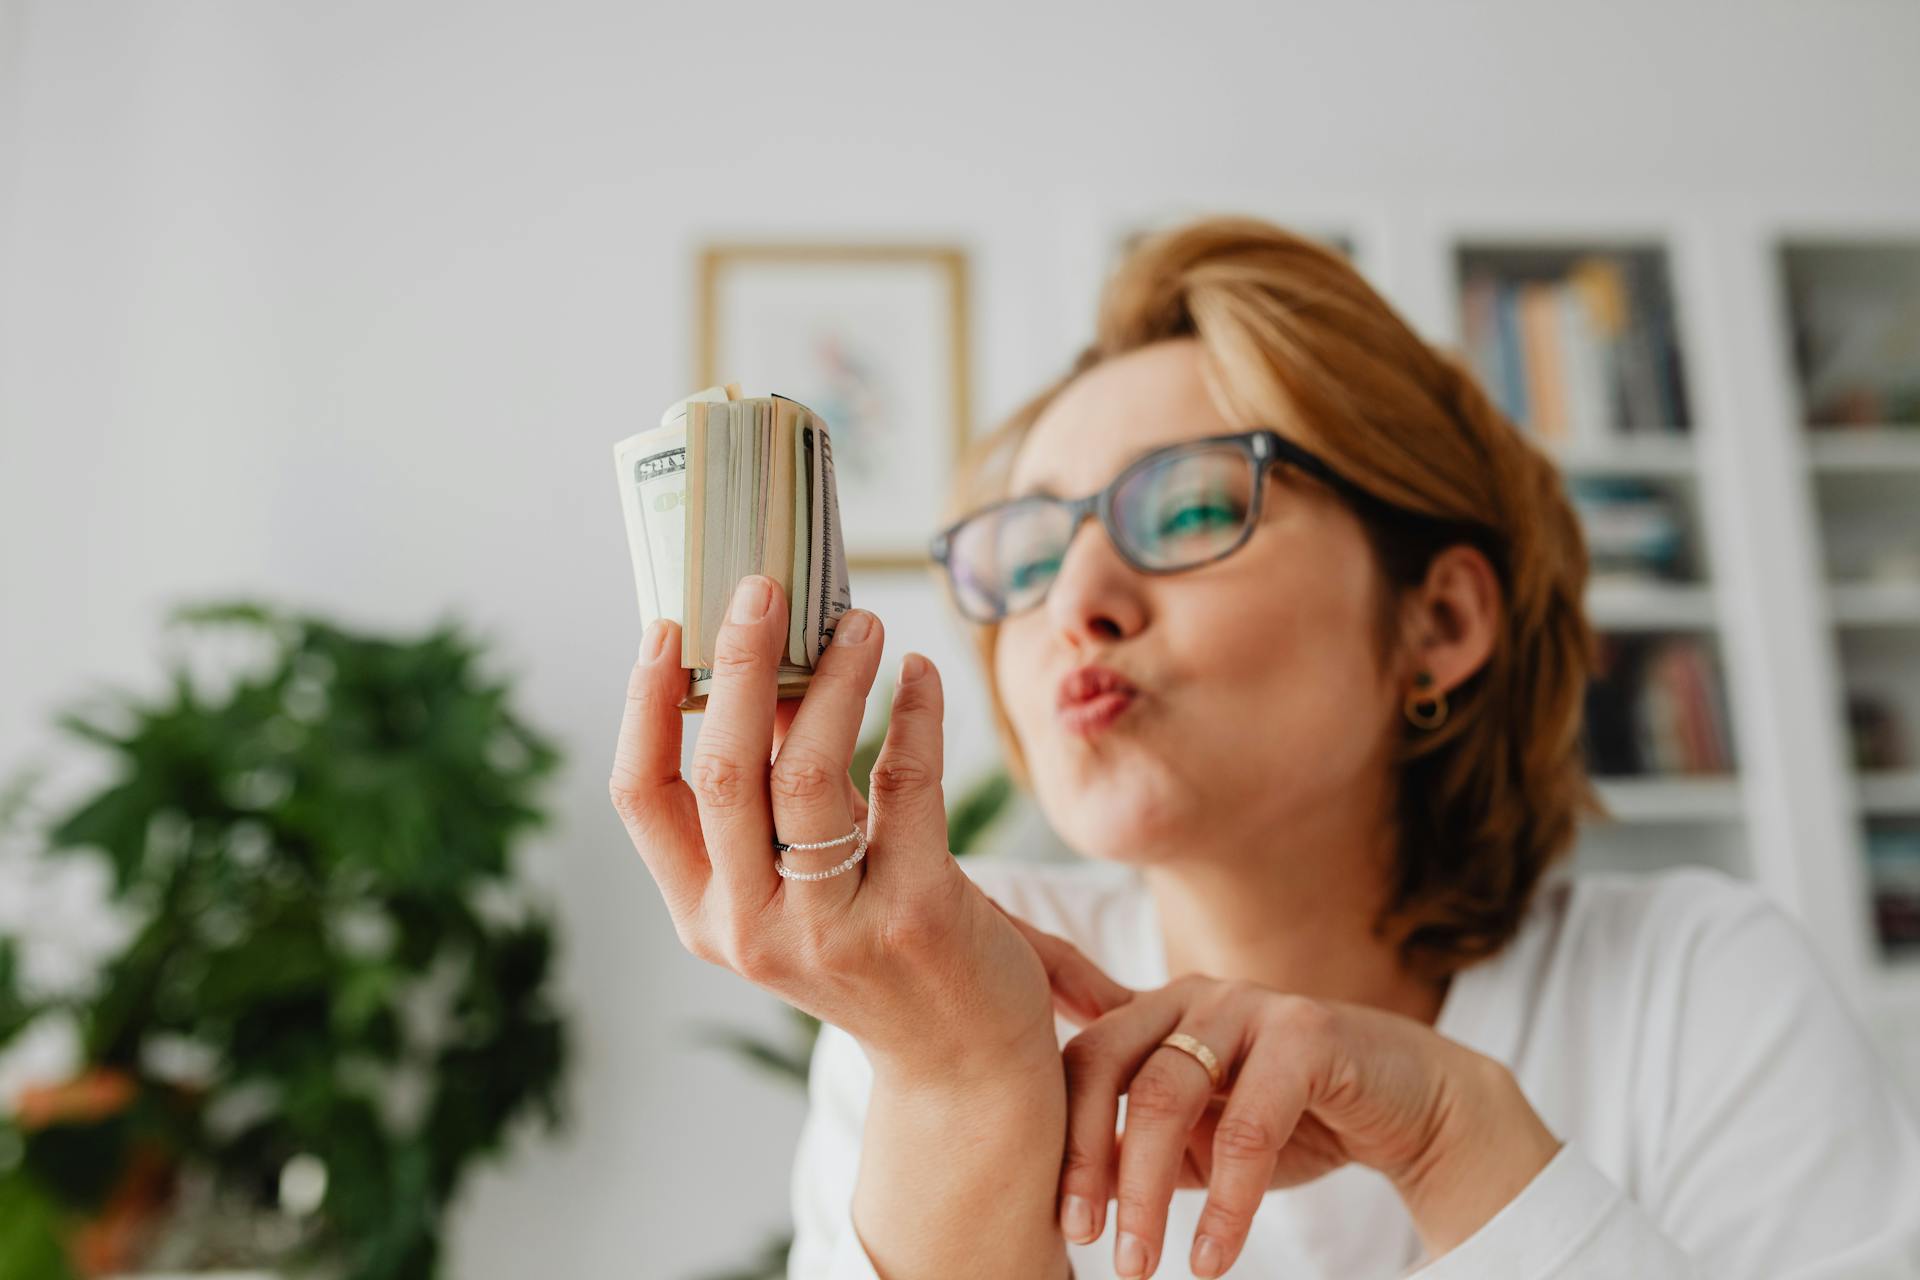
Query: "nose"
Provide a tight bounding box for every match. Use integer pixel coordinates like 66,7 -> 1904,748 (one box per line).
1040,514 -> 1148,646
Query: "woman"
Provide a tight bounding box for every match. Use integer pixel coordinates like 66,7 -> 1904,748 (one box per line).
610,218 -> 1920,1278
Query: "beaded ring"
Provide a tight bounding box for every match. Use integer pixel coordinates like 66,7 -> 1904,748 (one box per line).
773,826 -> 868,882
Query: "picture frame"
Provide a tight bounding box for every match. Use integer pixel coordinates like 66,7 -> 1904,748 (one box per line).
1043,191 -> 1389,361
696,243 -> 972,571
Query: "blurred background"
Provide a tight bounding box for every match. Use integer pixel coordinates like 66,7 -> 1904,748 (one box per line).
3,2 -> 1919,1277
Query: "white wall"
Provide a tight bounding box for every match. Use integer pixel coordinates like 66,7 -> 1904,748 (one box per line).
4,2 -> 1919,1276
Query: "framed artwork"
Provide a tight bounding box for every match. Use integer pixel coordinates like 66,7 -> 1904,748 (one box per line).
1109,217 -> 1358,278
1043,192 -> 1387,359
697,243 -> 972,571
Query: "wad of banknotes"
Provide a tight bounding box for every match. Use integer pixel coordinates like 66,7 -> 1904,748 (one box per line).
614,384 -> 853,710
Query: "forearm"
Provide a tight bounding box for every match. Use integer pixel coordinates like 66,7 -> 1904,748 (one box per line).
851,1050 -> 1072,1280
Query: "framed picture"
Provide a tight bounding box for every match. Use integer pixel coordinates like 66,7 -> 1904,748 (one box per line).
1043,191 -> 1387,360
697,243 -> 972,571
1111,219 -> 1357,270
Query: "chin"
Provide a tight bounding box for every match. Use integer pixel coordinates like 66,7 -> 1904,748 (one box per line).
1036,766 -> 1188,862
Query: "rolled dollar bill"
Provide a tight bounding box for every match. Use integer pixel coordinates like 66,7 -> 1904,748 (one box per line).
614,385 -> 852,711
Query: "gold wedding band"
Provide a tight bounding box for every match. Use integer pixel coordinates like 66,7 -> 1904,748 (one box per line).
1158,1032 -> 1225,1091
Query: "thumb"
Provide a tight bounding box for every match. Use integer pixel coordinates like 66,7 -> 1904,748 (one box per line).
989,897 -> 1136,1026
864,653 -> 948,886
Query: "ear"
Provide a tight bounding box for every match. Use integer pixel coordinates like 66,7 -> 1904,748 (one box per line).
1395,542 -> 1502,698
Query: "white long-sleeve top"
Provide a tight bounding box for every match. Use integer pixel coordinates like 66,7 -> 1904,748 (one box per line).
788,858 -> 1920,1278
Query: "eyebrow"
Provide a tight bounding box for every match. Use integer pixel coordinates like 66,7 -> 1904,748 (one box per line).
1009,477 -> 1062,501
1007,435 -> 1182,502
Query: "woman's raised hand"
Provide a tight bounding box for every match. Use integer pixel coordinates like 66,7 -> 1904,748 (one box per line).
610,575 -> 1058,1084
996,906 -> 1562,1279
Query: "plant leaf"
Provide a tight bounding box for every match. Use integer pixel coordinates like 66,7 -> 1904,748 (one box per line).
685,1020 -> 813,1086
948,771 -> 1013,857
0,1173 -> 78,1280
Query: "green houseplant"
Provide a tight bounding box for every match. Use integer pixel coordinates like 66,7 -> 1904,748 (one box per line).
690,695 -> 1015,1280
0,602 -> 569,1280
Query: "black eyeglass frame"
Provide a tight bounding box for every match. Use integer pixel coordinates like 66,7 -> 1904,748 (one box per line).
929,428 -> 1444,624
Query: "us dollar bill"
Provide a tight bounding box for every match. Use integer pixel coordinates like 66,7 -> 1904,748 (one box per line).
614,385 -> 852,711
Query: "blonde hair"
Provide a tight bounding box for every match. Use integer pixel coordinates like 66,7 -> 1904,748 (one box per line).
946,216 -> 1605,977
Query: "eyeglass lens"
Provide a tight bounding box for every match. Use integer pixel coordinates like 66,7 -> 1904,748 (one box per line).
946,443 -> 1257,621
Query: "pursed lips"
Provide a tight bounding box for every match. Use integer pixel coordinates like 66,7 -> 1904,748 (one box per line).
1055,664 -> 1140,737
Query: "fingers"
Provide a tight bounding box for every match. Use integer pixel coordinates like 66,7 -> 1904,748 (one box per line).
861,653 -> 949,890
1110,1016 -> 1241,1280
772,699 -> 802,759
687,575 -> 787,906
609,619 -> 706,917
776,702 -> 870,826
1187,1034 -> 1308,1279
768,608 -> 883,895
991,902 -> 1137,1025
1071,990 -> 1334,1280
1056,986 -> 1188,1257
845,773 -> 869,829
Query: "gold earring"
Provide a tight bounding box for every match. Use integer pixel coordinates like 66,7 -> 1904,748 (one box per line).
1405,670 -> 1448,729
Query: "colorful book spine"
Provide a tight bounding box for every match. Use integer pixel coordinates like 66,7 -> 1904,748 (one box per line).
1519,281 -> 1569,441
1459,253 -> 1690,440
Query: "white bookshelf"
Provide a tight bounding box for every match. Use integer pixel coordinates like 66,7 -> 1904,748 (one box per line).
1859,770 -> 1920,816
1554,435 -> 1699,477
1594,776 -> 1746,823
1772,235 -> 1920,1056
1585,581 -> 1719,631
1806,429 -> 1920,474
1428,219 -> 1743,809
1830,583 -> 1920,628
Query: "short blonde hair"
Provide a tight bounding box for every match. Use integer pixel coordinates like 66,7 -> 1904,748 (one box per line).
945,216 -> 1604,977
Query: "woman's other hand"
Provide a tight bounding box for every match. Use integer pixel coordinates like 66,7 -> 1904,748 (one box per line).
996,906 -> 1562,1279
610,576 -> 1058,1086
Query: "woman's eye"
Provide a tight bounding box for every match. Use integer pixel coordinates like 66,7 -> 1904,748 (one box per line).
1008,555 -> 1062,591
1158,501 -> 1241,536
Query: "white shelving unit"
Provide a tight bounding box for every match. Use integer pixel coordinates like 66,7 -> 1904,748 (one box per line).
1585,581 -> 1720,631
1555,434 -> 1699,477
1859,771 -> 1920,815
1807,429 -> 1920,474
1593,776 -> 1745,823
1422,216 -> 1757,892
1771,235 -> 1920,1063
1053,195 -> 1920,1094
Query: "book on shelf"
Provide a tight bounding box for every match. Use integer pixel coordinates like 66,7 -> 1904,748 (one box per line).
1867,819 -> 1920,956
1461,251 -> 1691,443
1849,692 -> 1912,773
1582,633 -> 1734,777
1569,476 -> 1691,582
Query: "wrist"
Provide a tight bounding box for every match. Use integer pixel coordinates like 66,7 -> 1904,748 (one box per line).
855,1037 -> 1069,1280
870,1036 -> 1063,1102
1393,1053 -> 1562,1259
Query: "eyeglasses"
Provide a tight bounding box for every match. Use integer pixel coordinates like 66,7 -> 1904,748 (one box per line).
929,428 -> 1432,625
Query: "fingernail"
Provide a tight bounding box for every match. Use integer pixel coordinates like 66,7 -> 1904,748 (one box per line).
1192,1235 -> 1223,1277
730,575 -> 770,624
1061,1194 -> 1093,1243
1115,1231 -> 1149,1278
833,611 -> 872,646
898,653 -> 926,685
644,620 -> 671,663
